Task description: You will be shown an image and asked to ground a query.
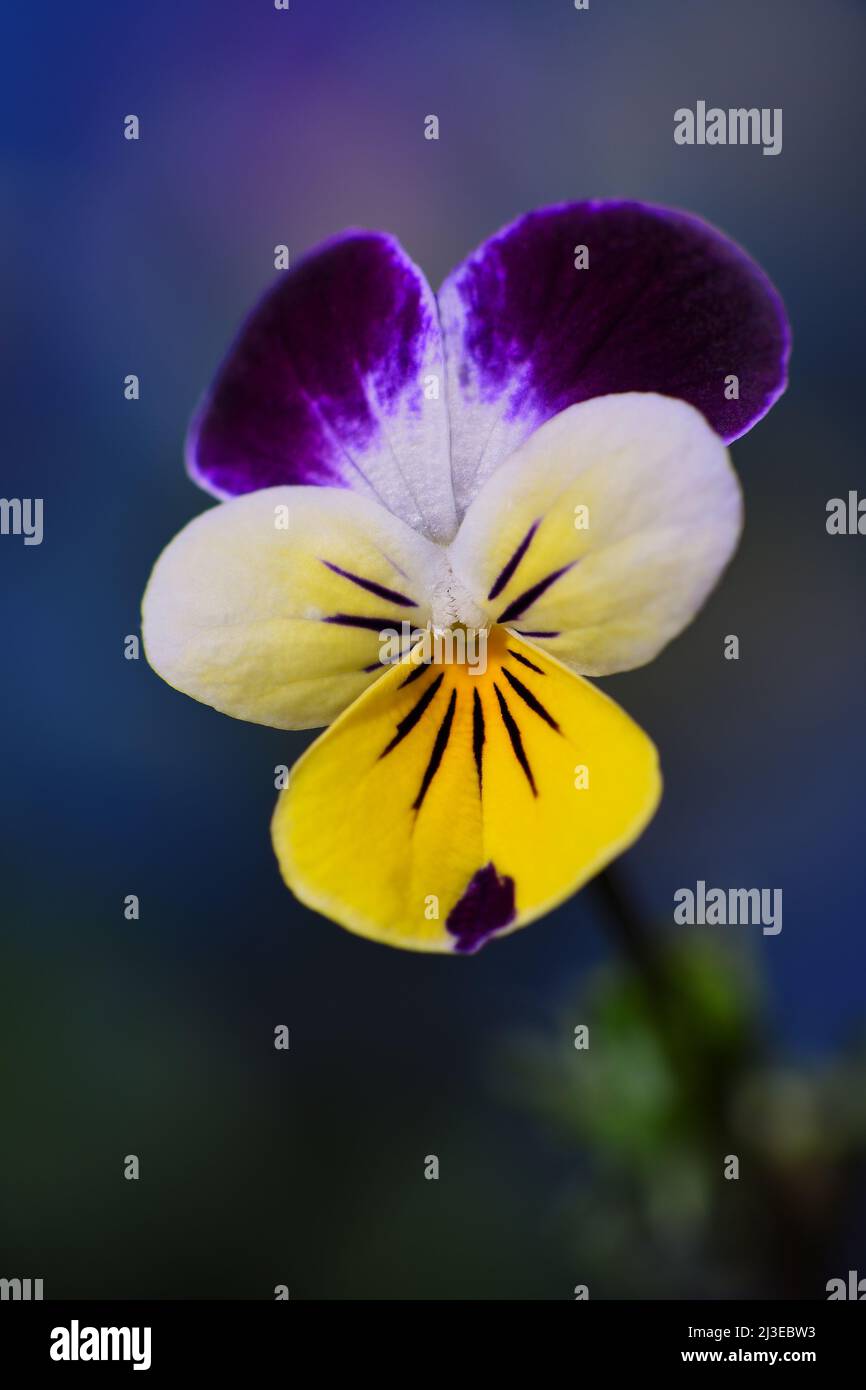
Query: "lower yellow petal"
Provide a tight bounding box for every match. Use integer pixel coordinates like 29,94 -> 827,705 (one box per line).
271,627 -> 661,953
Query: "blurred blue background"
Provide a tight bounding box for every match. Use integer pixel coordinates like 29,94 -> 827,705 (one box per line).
2,0 -> 865,1298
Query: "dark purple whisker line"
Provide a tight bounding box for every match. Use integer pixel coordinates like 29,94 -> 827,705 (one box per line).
379,673 -> 444,757
399,662 -> 431,688
413,690 -> 458,811
324,612 -> 407,632
513,629 -> 560,639
508,649 -> 545,674
321,560 -> 417,607
494,684 -> 537,797
502,668 -> 561,732
472,688 -> 485,790
487,520 -> 540,600
378,550 -> 411,582
497,563 -> 575,624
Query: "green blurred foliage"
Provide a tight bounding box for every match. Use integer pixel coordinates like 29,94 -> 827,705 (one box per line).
499,936 -> 866,1298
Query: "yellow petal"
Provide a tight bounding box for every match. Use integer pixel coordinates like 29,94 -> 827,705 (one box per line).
272,626 -> 661,952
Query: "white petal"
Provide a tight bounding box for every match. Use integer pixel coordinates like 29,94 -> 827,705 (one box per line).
143,487 -> 442,730
448,393 -> 742,675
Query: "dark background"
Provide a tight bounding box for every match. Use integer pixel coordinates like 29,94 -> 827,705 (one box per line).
2,0 -> 864,1299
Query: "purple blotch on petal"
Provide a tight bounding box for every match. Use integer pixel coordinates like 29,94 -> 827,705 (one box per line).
447,863 -> 516,954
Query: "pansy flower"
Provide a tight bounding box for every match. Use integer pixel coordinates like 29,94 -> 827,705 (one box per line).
142,201 -> 789,954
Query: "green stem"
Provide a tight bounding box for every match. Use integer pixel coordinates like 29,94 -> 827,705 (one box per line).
592,867 -> 669,1005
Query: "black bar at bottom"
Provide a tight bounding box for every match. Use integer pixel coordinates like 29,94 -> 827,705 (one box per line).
0,1299 -> 862,1375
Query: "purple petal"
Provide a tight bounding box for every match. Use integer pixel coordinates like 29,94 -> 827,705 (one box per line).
439,200 -> 790,511
188,232 -> 456,542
